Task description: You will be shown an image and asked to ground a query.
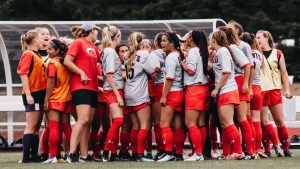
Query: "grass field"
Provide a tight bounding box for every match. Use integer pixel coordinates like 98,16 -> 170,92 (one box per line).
0,150 -> 299,169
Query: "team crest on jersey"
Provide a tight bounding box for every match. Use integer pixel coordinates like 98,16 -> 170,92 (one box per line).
86,48 -> 97,57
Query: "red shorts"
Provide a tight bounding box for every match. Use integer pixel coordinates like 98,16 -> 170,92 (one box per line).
261,90 -> 270,107
126,102 -> 151,113
49,101 -> 74,114
250,85 -> 262,110
153,84 -> 164,103
185,85 -> 210,110
217,90 -> 240,108
148,79 -> 155,97
95,103 -> 110,115
103,89 -> 124,106
269,89 -> 283,106
235,76 -> 250,102
166,90 -> 184,112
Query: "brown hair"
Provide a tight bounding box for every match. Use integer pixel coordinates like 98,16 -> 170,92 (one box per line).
228,20 -> 244,36
218,26 -> 237,45
71,26 -> 93,39
211,30 -> 234,61
127,32 -> 143,70
241,32 -> 261,51
256,30 -> 274,48
20,30 -> 39,52
154,32 -> 164,49
101,26 -> 119,48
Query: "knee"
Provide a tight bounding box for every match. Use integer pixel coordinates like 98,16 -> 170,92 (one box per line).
77,117 -> 91,126
274,120 -> 285,127
185,119 -> 195,128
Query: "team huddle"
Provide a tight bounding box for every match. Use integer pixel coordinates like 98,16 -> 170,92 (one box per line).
17,20 -> 294,164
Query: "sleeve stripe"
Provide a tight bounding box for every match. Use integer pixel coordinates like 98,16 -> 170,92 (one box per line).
241,63 -> 250,68
149,67 -> 160,76
106,72 -> 115,74
222,71 -> 231,75
166,77 -> 175,80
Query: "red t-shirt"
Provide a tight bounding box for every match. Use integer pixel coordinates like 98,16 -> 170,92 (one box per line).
48,63 -> 57,78
67,38 -> 100,92
17,52 -> 33,75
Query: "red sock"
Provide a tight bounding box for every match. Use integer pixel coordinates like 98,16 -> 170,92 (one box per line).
97,130 -> 104,151
239,120 -> 253,154
130,129 -> 138,154
262,127 -> 271,153
104,118 -> 123,151
40,127 -> 50,154
111,130 -> 119,154
174,128 -> 185,155
221,126 -> 231,156
264,124 -> 280,146
209,117 -> 218,150
188,133 -> 195,155
253,122 -> 262,151
247,115 -> 256,152
277,125 -> 289,151
89,130 -> 99,156
137,129 -> 148,154
62,122 -> 72,148
161,126 -> 173,153
120,131 -> 130,153
48,121 -> 60,157
227,124 -> 243,154
188,126 -> 202,154
199,126 -> 207,151
146,129 -> 152,152
154,124 -> 164,151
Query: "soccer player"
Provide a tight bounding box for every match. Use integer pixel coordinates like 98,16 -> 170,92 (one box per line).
64,23 -> 101,163
256,30 -> 294,157
181,30 -> 210,161
17,30 -> 47,163
157,32 -> 185,162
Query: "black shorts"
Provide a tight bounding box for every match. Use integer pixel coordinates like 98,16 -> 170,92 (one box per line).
22,89 -> 46,112
72,89 -> 98,108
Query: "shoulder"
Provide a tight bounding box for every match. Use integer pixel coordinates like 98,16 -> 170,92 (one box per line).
137,50 -> 149,58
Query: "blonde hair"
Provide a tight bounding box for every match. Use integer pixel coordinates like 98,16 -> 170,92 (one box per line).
127,32 -> 143,69
101,26 -> 119,48
256,30 -> 274,48
20,30 -> 39,52
59,37 -> 74,46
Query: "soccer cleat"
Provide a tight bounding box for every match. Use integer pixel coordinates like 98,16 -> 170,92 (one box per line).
102,153 -> 109,162
39,153 -> 49,162
118,152 -> 132,161
211,149 -> 221,160
174,154 -> 184,161
274,145 -> 284,157
265,151 -> 271,158
154,151 -> 165,161
257,149 -> 268,158
220,153 -> 245,160
67,153 -> 79,163
42,156 -> 58,164
184,153 -> 204,161
109,153 -> 119,162
137,155 -> 155,162
243,152 -> 255,160
145,152 -> 153,159
94,154 -> 103,162
284,150 -> 294,157
156,153 -> 175,162
79,155 -> 94,163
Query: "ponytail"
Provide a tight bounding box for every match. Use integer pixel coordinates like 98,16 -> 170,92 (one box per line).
218,26 -> 237,45
71,26 -> 92,39
127,32 -> 143,70
191,30 -> 209,76
20,30 -> 39,52
165,32 -> 184,60
49,39 -> 68,64
101,26 -> 119,48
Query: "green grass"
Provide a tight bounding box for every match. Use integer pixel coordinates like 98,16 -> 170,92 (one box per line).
0,150 -> 299,169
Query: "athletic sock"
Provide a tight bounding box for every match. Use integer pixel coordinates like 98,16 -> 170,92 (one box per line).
199,126 -> 207,151
48,121 -> 60,157
264,124 -> 280,146
239,120 -> 254,154
111,130 -> 119,154
221,126 -> 231,156
226,124 -> 243,154
209,119 -> 218,150
247,115 -> 256,152
161,126 -> 173,153
89,130 -> 99,157
154,124 -> 164,152
120,131 -> 130,153
262,126 -> 271,153
31,134 -> 39,159
173,127 -> 185,155
40,127 -> 49,154
188,125 -> 202,154
62,122 -> 72,147
277,125 -> 289,151
22,134 -> 33,161
130,129 -> 138,154
253,122 -> 262,151
146,129 -> 152,152
137,129 -> 148,154
104,118 -> 123,151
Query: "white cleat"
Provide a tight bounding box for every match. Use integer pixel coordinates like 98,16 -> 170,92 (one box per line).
211,149 -> 221,160
156,153 -> 175,162
184,153 -> 204,161
42,157 -> 58,164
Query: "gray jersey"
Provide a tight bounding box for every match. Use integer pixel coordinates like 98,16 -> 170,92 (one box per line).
101,47 -> 124,90
152,49 -> 166,85
212,47 -> 238,95
230,44 -> 250,76
184,47 -> 208,86
124,50 -> 158,106
237,41 -> 254,66
252,50 -> 262,85
165,52 -> 183,91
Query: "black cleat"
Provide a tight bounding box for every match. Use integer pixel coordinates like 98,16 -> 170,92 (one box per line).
284,150 -> 294,157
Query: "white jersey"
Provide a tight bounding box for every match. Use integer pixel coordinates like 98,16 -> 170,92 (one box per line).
165,51 -> 183,91
229,44 -> 250,76
212,47 -> 238,95
152,49 -> 166,85
252,50 -> 262,85
237,41 -> 254,66
101,47 -> 124,90
124,50 -> 158,106
184,47 -> 208,86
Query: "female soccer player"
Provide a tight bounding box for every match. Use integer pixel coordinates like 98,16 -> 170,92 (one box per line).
181,30 -> 210,161
210,30 -> 243,160
101,26 -> 124,162
124,32 -> 158,161
256,30 -> 294,157
42,39 -> 72,163
17,30 -> 47,163
157,32 -> 184,162
64,23 -> 100,163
